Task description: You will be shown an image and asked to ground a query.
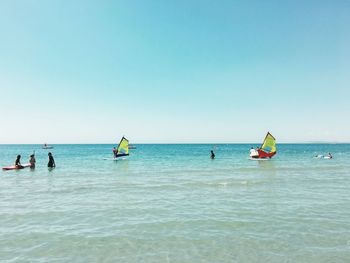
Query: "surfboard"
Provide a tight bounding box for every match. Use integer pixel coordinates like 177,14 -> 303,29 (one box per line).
103,157 -> 127,161
248,158 -> 271,161
2,163 -> 31,171
103,158 -> 118,161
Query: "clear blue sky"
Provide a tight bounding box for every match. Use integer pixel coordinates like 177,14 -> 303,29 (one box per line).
0,0 -> 349,143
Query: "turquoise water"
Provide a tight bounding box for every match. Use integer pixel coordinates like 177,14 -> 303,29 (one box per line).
1,144 -> 350,262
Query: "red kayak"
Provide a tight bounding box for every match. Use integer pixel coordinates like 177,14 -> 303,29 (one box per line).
2,163 -> 31,171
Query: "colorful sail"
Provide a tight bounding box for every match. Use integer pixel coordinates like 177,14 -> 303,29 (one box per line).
257,132 -> 277,159
261,133 -> 276,153
116,137 -> 129,157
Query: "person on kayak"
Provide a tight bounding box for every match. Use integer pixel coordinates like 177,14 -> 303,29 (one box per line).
48,152 -> 56,168
15,155 -> 24,169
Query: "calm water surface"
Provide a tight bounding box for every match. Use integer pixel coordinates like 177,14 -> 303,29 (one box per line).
0,144 -> 350,262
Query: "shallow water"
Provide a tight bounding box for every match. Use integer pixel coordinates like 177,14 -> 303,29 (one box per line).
1,144 -> 350,262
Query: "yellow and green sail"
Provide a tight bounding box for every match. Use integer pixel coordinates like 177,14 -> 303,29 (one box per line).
116,137 -> 129,157
260,132 -> 276,154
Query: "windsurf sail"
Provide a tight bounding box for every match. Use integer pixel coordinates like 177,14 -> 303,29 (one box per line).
116,136 -> 129,158
256,132 -> 277,159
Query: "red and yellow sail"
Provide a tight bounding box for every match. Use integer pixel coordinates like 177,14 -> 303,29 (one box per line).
257,132 -> 277,159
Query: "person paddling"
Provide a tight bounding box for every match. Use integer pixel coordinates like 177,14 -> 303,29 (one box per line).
48,152 -> 56,168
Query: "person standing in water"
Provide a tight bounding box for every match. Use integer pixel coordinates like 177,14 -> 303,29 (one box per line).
48,152 -> 56,168
210,150 -> 215,159
250,147 -> 259,158
29,154 -> 36,169
15,155 -> 24,169
112,147 -> 118,158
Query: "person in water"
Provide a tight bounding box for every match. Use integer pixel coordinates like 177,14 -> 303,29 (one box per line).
48,152 -> 56,168
210,150 -> 215,159
15,155 -> 24,169
328,152 -> 333,159
250,147 -> 259,157
29,154 -> 36,169
113,147 -> 118,158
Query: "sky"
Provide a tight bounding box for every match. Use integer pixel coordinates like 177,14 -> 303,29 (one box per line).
0,0 -> 349,143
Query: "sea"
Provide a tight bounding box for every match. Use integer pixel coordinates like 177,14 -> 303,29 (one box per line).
0,144 -> 349,263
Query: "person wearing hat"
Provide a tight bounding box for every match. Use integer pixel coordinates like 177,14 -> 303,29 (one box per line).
29,154 -> 36,169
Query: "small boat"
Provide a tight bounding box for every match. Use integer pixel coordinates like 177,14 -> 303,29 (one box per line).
128,145 -> 137,149
42,144 -> 53,149
250,132 -> 277,160
105,137 -> 129,160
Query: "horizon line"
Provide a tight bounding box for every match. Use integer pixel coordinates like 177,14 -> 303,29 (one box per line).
0,142 -> 349,145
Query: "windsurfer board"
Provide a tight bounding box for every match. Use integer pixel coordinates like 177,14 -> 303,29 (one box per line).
103,157 -> 127,161
249,158 -> 271,161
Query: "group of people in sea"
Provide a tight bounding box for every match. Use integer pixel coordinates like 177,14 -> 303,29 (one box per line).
210,148 -> 333,160
14,152 -> 56,169
9,146 -> 333,170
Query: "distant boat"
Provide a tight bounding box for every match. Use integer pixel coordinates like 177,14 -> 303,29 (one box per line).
42,144 -> 53,149
250,132 -> 277,159
128,144 -> 136,149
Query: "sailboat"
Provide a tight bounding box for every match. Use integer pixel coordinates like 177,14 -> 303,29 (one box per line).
42,143 -> 53,149
115,136 -> 129,158
250,132 -> 277,160
104,136 -> 129,160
